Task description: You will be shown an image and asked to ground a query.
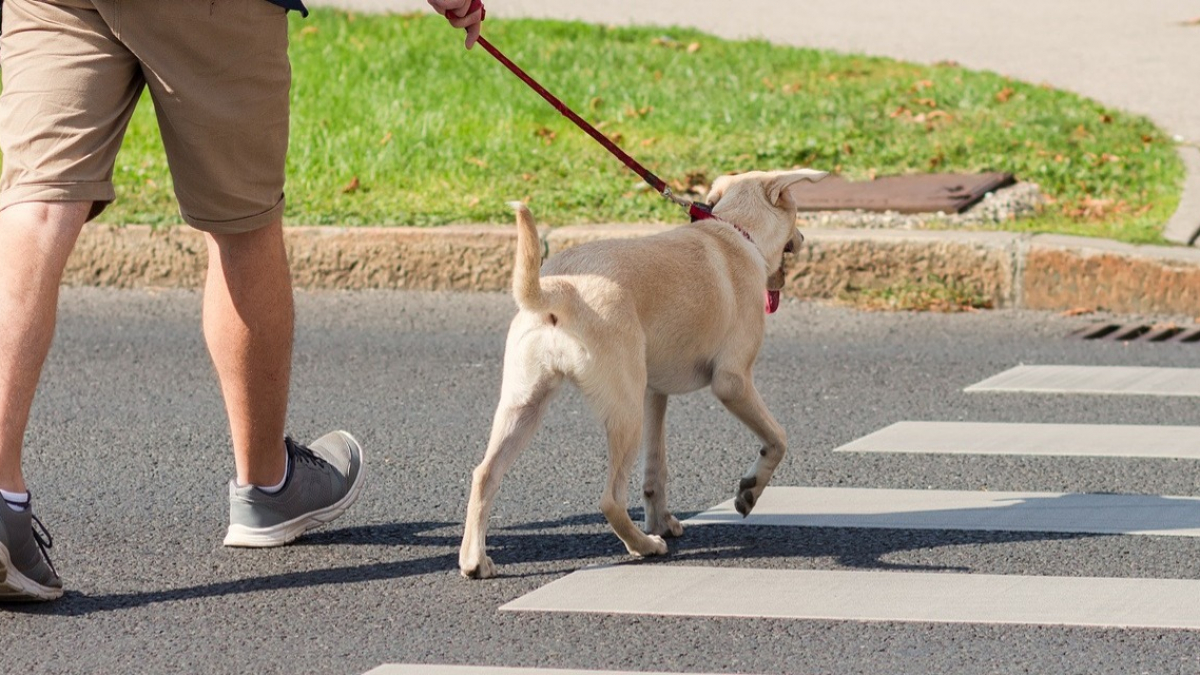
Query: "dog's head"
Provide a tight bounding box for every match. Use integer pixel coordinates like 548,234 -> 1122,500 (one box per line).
705,169 -> 828,303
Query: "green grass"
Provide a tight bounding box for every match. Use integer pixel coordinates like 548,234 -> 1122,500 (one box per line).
100,10 -> 1182,243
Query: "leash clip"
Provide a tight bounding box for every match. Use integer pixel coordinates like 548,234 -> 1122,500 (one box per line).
688,202 -> 715,222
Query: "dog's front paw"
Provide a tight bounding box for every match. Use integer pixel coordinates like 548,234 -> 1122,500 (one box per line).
735,476 -> 759,516
627,534 -> 669,558
460,555 -> 498,580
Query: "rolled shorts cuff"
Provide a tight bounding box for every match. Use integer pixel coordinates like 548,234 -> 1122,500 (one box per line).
183,194 -> 286,234
0,182 -> 116,216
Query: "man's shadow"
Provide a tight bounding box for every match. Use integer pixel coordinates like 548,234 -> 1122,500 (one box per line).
10,516 -> 621,617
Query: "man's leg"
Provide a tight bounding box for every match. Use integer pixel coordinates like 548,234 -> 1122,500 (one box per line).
207,220 -> 365,549
0,200 -> 85,601
0,202 -> 89,493
202,218 -> 293,488
126,2 -> 364,547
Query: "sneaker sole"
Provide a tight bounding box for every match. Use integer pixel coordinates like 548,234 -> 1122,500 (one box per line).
222,431 -> 366,548
0,542 -> 63,602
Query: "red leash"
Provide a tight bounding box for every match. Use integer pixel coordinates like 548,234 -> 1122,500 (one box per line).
455,0 -> 714,222
449,1 -> 784,313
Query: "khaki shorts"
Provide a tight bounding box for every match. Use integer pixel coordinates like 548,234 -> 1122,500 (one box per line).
0,0 -> 292,234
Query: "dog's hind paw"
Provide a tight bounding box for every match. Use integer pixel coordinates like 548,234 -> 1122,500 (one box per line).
460,555 -> 498,580
646,513 -> 685,539
627,534 -> 669,558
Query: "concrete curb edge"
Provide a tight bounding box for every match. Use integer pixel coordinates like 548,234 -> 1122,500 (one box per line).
64,223 -> 1200,317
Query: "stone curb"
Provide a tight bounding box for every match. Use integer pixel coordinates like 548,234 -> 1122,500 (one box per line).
64,223 -> 1200,317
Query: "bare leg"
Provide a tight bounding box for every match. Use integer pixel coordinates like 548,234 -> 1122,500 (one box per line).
0,202 -> 89,493
642,391 -> 683,538
202,220 -> 294,487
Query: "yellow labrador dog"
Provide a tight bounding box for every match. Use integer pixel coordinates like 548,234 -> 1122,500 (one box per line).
459,169 -> 827,579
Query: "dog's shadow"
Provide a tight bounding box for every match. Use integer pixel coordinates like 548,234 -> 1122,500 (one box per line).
475,505 -> 1121,580
378,509 -> 1108,577
664,522 -> 1101,573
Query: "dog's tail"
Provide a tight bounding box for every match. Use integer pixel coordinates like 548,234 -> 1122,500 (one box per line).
510,201 -> 548,312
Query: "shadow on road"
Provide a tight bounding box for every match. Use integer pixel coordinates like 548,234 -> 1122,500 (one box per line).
7,496 -> 1143,616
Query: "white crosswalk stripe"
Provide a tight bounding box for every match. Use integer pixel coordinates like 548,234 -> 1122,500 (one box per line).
500,565 -> 1200,630
964,365 -> 1200,396
685,486 -> 1200,536
833,421 -> 1200,459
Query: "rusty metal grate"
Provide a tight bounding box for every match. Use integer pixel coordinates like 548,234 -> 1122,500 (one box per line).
1071,323 -> 1200,344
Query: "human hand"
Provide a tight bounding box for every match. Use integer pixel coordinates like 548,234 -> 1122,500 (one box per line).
428,0 -> 485,50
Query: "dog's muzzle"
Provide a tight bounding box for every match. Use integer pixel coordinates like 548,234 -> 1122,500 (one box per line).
784,230 -> 804,254
766,231 -> 803,314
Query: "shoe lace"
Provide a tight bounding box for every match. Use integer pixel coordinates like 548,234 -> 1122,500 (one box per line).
285,436 -> 329,469
30,513 -> 57,577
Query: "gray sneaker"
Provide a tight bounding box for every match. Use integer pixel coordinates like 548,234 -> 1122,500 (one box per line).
223,431 -> 365,548
0,497 -> 63,602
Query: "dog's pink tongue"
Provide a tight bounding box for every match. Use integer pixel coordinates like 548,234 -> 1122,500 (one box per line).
765,290 -> 781,314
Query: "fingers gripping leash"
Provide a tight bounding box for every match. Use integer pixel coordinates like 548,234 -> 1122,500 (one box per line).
450,0 -> 485,20
434,0 -> 485,48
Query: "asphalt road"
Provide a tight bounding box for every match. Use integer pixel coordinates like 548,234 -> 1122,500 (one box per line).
4,288 -> 1200,674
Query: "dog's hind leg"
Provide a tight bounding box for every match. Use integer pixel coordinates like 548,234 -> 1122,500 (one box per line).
585,365 -> 669,558
601,404 -> 669,557
642,391 -> 683,538
460,349 -> 562,579
711,369 -> 786,517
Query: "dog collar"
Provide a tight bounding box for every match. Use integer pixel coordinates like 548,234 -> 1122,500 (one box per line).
691,201 -> 755,243
691,201 -> 779,314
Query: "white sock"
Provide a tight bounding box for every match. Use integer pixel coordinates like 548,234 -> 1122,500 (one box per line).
1,488 -> 30,512
256,453 -> 289,495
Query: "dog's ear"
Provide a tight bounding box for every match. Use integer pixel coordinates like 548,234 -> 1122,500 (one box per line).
767,169 -> 829,208
706,174 -> 737,207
